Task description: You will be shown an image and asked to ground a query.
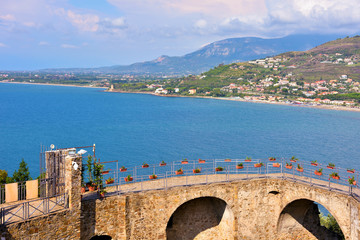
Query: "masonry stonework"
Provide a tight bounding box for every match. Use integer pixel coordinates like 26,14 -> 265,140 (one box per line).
1,177 -> 360,240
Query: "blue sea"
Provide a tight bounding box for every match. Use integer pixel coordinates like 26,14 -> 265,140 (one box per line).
1,82 -> 360,178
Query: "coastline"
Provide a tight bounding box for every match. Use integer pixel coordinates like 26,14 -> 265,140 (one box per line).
0,81 -> 107,90
106,89 -> 360,113
3,82 -> 359,113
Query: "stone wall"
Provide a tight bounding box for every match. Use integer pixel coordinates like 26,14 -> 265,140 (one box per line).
2,177 -> 360,240
0,155 -> 82,240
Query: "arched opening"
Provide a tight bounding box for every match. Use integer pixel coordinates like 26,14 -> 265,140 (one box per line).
277,199 -> 344,239
166,197 -> 234,240
89,235 -> 112,240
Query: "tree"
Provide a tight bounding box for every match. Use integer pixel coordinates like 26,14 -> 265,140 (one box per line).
0,170 -> 8,184
12,159 -> 32,182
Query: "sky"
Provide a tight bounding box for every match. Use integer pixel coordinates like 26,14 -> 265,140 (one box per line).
0,0 -> 360,70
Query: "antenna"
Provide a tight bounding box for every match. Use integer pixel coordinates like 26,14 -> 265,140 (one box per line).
50,144 -> 55,150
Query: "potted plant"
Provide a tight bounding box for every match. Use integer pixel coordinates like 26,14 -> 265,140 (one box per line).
225,158 -> 231,162
181,158 -> 188,164
101,170 -> 109,174
99,189 -> 107,199
285,162 -> 293,169
215,166 -> 224,172
330,172 -> 340,180
88,182 -> 96,192
159,161 -> 166,166
296,164 -> 303,172
142,162 -> 149,168
254,162 -> 264,168
120,166 -> 127,172
176,168 -> 183,175
81,183 -> 86,194
347,169 -> 355,174
93,162 -> 104,191
269,157 -> 276,161
314,168 -> 323,176
348,176 -> 356,185
245,157 -> 252,162
311,160 -> 318,166
198,159 -> 206,163
105,177 -> 114,184
124,175 -> 133,182
149,174 -> 158,179
327,163 -> 335,169
236,163 -> 244,169
290,156 -> 298,162
193,168 -> 201,173
273,163 -> 280,168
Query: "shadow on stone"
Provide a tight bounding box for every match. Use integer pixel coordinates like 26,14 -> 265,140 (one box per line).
90,235 -> 112,240
278,199 -> 343,240
80,198 -> 96,240
166,197 -> 233,240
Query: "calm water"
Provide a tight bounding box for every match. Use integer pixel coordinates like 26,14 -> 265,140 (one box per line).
1,82 -> 360,178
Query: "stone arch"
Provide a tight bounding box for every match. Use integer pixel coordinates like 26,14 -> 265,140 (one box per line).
277,198 -> 344,239
89,235 -> 112,240
166,196 -> 234,240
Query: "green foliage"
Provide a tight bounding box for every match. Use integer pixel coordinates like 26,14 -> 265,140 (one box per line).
0,170 -> 8,184
12,159 -> 32,182
319,213 -> 344,239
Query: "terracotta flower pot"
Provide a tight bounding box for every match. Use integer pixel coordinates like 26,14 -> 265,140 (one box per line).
176,171 -> 183,175
88,186 -> 96,192
215,168 -> 223,172
353,181 -> 357,185
273,163 -> 280,168
105,180 -> 114,184
245,159 -> 252,162
198,159 -> 206,163
290,160 -> 297,163
124,177 -> 133,182
254,164 -> 262,168
269,158 -> 276,161
224,159 -> 231,162
181,161 -> 188,164
149,175 -> 157,179
81,187 -> 86,194
193,170 -> 201,174
314,171 -> 322,176
236,165 -> 244,169
142,165 -> 149,168
327,166 -> 334,169
297,168 -> 303,172
102,170 -> 109,174
285,165 -> 293,169
331,176 -> 340,180
120,168 -> 127,172
311,163 -> 318,166
347,170 -> 355,174
160,163 -> 166,166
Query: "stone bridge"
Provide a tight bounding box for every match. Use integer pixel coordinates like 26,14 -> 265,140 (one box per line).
1,156 -> 360,240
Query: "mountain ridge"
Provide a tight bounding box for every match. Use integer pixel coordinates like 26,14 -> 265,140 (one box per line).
41,34 -> 342,75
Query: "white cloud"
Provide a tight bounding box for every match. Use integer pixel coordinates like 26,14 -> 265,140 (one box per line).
67,10 -> 99,32
0,14 -> 15,21
0,43 -> 7,47
61,44 -> 78,49
194,19 -> 207,29
39,41 -> 49,46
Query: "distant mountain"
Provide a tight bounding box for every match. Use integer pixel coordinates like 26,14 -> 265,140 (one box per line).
42,34 -> 342,76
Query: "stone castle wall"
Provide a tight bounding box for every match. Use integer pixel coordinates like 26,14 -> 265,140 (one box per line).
1,175 -> 360,240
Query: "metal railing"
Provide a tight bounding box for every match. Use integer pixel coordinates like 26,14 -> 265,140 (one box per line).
95,158 -> 359,201
0,193 -> 67,225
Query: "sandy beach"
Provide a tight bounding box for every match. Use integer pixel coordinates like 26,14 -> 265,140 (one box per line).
107,88 -> 360,113
0,81 -> 107,89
